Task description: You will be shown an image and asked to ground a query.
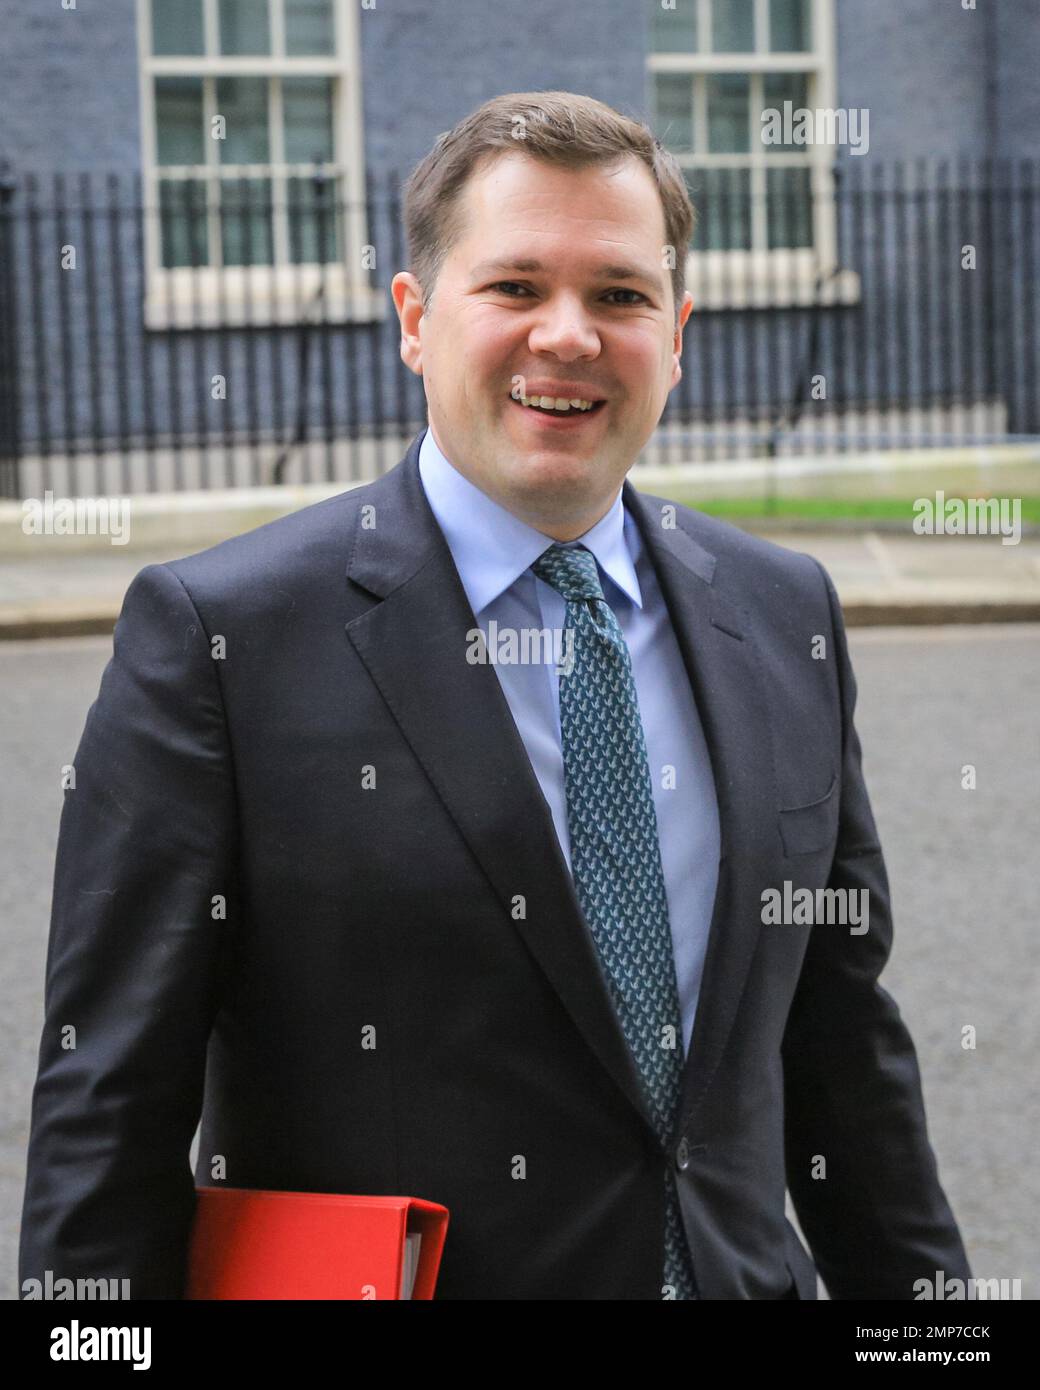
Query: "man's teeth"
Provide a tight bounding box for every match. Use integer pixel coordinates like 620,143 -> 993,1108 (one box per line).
516,394 -> 598,412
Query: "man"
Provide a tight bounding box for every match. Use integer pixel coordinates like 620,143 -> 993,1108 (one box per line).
20,91 -> 970,1300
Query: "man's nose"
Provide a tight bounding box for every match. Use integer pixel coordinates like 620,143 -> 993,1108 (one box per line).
526,294 -> 601,358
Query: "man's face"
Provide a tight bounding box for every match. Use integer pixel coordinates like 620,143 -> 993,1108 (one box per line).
392,151 -> 693,539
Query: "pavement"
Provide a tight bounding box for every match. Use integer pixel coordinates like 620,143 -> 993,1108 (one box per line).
1,516 -> 1039,638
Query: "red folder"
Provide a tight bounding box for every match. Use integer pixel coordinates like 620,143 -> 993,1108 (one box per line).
186,1186 -> 449,1300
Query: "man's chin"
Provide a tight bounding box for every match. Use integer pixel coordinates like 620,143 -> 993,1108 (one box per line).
504,450 -> 602,497
494,453 -> 622,531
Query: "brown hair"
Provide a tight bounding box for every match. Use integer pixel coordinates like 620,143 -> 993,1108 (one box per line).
401,90 -> 696,329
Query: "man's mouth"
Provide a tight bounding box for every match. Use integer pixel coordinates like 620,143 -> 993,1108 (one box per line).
509,392 -> 606,418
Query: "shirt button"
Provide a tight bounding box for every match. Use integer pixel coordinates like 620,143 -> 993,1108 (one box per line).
675,1137 -> 690,1171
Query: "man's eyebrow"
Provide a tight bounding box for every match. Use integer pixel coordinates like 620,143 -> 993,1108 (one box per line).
470,257 -> 663,288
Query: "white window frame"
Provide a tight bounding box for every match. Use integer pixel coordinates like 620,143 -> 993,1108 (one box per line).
137,0 -> 384,328
649,0 -> 860,308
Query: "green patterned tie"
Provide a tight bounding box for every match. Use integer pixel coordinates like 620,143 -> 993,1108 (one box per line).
532,541 -> 698,1300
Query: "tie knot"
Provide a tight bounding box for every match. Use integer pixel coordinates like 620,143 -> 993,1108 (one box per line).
531,543 -> 605,604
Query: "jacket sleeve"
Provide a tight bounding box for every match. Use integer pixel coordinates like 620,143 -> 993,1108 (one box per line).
782,558 -> 972,1300
18,562 -> 238,1299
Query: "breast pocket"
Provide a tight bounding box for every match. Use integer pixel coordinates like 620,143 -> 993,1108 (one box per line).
778,774 -> 838,857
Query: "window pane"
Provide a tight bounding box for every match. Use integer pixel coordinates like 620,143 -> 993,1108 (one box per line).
216,77 -> 270,164
159,179 -> 209,267
689,167 -> 752,250
652,74 -> 694,154
155,78 -> 205,165
650,0 -> 697,52
712,0 -> 754,52
767,167 -> 812,248
285,0 -> 335,56
707,74 -> 750,153
220,178 -> 274,265
283,78 -> 334,164
151,0 -> 204,55
770,0 -> 811,52
761,72 -> 809,152
219,0 -> 271,55
288,175 -> 342,263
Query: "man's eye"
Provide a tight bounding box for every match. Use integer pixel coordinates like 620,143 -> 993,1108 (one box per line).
489,282 -> 647,305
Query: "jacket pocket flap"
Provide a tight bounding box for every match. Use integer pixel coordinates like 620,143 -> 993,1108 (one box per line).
778,775 -> 838,856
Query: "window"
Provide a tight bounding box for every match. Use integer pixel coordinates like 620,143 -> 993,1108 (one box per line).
648,0 -> 858,306
138,0 -> 381,326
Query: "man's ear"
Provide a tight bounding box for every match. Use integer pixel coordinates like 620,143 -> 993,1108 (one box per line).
670,290 -> 694,389
391,271 -> 425,376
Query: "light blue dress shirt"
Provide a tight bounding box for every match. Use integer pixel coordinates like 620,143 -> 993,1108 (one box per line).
418,425 -> 721,1059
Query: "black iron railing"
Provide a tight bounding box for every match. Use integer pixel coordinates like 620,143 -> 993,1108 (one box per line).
0,158 -> 1036,498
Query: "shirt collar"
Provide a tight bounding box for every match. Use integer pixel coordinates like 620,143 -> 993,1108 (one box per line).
418,425 -> 644,616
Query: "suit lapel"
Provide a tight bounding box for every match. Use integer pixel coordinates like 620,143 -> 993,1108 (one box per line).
621,481 -> 779,1134
343,434 -> 656,1136
342,432 -> 779,1145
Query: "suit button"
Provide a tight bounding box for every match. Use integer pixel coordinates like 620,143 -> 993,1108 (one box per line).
675,1137 -> 690,1171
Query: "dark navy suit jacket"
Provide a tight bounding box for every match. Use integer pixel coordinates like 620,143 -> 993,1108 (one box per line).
19,429 -> 971,1299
